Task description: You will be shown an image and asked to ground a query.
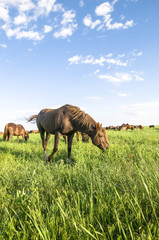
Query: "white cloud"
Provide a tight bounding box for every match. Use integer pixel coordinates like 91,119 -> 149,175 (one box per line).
98,74 -> 120,83
131,50 -> 143,57
18,0 -> 35,12
124,20 -> 134,28
94,69 -> 100,75
83,14 -> 92,27
14,14 -> 28,25
68,55 -> 82,65
135,75 -> 144,81
2,23 -> 44,40
17,30 -> 44,40
79,0 -> 84,7
81,55 -> 94,64
106,19 -> 123,30
0,1 -> 77,41
52,3 -> 64,12
37,0 -> 56,16
0,5 -> 10,22
2,24 -> 20,38
83,14 -> 101,29
53,9 -> 77,39
0,43 -> 7,48
106,18 -> 134,30
116,72 -> 132,82
44,25 -> 52,33
83,1 -> 135,32
61,10 -> 75,25
68,54 -> 128,67
54,24 -> 77,38
98,72 -> 132,84
95,2 -> 113,16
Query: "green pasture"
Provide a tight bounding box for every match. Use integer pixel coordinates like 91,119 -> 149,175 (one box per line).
0,127 -> 159,239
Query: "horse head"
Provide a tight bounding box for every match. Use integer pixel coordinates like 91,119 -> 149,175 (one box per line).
91,123 -> 109,151
25,131 -> 29,141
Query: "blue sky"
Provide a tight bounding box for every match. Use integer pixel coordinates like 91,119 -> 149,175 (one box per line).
0,0 -> 159,131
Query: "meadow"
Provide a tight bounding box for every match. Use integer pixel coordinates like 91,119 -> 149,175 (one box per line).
0,127 -> 159,239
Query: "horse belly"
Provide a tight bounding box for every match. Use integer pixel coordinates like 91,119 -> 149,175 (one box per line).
60,118 -> 73,134
40,122 -> 56,134
14,129 -> 21,136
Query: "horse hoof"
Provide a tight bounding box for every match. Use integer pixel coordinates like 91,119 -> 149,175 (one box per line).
67,158 -> 72,164
44,151 -> 48,162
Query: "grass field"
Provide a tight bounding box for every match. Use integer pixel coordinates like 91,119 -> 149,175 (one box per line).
0,127 -> 159,239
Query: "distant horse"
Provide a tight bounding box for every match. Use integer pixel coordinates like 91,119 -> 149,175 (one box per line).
28,104 -> 109,162
3,123 -> 29,143
63,131 -> 80,144
81,132 -> 89,142
29,130 -> 40,133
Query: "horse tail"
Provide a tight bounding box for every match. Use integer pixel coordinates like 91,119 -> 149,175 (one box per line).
3,124 -> 8,141
27,115 -> 38,123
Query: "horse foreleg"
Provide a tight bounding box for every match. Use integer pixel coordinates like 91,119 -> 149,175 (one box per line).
67,132 -> 75,163
9,133 -> 13,142
47,132 -> 61,162
22,133 -> 25,142
17,136 -> 19,143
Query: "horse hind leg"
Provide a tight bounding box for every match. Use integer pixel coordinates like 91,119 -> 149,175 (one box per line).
44,132 -> 50,150
39,129 -> 48,162
7,132 -> 10,141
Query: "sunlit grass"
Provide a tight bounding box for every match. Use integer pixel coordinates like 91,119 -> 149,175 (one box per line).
0,127 -> 159,239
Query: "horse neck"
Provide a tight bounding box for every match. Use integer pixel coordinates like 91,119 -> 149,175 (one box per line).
72,114 -> 97,137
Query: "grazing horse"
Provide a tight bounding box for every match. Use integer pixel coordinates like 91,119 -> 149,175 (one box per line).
3,123 -> 29,143
28,104 -> 109,162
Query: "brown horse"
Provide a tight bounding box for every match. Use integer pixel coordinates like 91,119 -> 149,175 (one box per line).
28,104 -> 109,162
3,123 -> 29,143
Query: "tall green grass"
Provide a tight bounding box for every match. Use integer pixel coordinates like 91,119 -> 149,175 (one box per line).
0,127 -> 159,239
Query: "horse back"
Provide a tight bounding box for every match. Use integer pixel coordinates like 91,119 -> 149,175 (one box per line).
37,107 -> 73,134
7,123 -> 17,133
16,124 -> 25,135
7,123 -> 25,136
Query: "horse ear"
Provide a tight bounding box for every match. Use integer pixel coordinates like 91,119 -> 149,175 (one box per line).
96,123 -> 101,129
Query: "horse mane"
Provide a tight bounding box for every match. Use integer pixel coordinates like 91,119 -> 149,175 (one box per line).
66,105 -> 96,132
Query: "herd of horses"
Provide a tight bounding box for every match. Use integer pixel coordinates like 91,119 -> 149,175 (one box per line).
1,104 -> 109,163
106,123 -> 144,131
1,104 -> 155,163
